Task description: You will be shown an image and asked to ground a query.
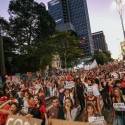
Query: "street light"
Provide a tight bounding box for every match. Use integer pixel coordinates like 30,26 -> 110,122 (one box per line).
115,0 -> 125,39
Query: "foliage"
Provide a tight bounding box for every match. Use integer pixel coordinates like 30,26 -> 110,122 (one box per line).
8,0 -> 55,54
0,0 -> 83,72
0,17 -> 10,35
0,0 -> 56,72
47,32 -> 83,68
93,50 -> 112,65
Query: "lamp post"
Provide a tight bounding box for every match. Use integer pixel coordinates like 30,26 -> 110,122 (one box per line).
115,0 -> 125,39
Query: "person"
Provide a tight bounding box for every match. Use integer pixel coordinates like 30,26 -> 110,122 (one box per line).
83,103 -> 107,125
0,100 -> 19,115
83,103 -> 97,122
63,89 -> 75,105
0,100 -> 19,125
85,91 -> 101,114
47,97 -> 64,119
22,91 -> 30,114
75,78 -> 85,111
112,87 -> 125,125
63,97 -> 77,121
28,99 -> 41,119
100,79 -> 111,110
120,76 -> 125,95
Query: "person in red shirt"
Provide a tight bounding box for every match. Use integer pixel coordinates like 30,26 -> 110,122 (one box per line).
121,76 -> 125,95
0,100 -> 18,125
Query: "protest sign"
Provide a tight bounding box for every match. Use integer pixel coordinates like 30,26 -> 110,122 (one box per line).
88,116 -> 106,125
110,72 -> 119,79
64,81 -> 75,89
6,115 -> 42,125
87,86 -> 93,93
48,119 -> 89,125
113,103 -> 125,111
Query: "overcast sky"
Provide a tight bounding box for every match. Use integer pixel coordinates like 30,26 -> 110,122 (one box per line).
0,0 -> 125,59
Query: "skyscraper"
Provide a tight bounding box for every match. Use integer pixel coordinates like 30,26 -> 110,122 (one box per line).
48,0 -> 94,56
92,31 -> 108,52
48,0 -> 75,32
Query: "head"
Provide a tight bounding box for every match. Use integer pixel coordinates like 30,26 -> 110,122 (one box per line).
24,91 -> 30,99
113,87 -> 122,98
87,79 -> 92,86
75,78 -> 81,83
34,96 -> 39,105
64,97 -> 73,110
52,97 -> 59,108
10,102 -> 18,114
88,91 -> 94,97
86,103 -> 95,116
64,89 -> 70,97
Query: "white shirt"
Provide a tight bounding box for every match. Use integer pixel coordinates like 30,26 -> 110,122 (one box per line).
85,83 -> 100,97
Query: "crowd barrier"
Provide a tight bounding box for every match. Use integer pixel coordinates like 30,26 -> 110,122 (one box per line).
48,119 -> 89,125
6,115 -> 42,125
5,116 -> 89,125
5,115 -> 107,125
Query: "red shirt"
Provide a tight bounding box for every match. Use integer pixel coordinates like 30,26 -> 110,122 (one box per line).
40,105 -> 46,113
0,104 -> 10,125
121,81 -> 125,88
0,112 -> 8,125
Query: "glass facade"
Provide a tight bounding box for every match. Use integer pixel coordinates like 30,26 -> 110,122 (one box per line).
48,0 -> 94,56
92,31 -> 108,52
48,0 -> 64,25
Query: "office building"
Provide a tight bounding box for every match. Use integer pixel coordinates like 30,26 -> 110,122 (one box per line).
92,31 -> 108,52
48,0 -> 94,56
48,0 -> 75,32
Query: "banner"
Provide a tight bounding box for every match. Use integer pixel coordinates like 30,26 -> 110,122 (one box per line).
6,115 -> 42,125
113,103 -> 125,111
64,81 -> 75,89
88,116 -> 106,125
48,119 -> 89,125
84,60 -> 98,70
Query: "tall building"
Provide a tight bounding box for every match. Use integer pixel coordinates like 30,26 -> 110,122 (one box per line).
48,0 -> 75,32
48,0 -> 94,56
92,31 -> 108,52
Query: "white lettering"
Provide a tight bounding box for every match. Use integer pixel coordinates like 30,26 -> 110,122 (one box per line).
6,118 -> 14,125
13,119 -> 23,125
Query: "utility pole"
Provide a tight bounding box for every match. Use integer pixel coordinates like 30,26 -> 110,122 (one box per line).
115,0 -> 125,39
0,26 -> 6,76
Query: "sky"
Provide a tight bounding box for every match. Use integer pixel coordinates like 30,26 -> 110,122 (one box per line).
0,0 -> 125,59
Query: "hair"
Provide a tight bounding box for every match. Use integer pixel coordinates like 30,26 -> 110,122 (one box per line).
113,87 -> 122,97
52,96 -> 59,101
75,77 -> 81,83
84,103 -> 96,122
11,102 -> 18,107
64,97 -> 74,112
112,87 -> 124,103
10,102 -> 19,113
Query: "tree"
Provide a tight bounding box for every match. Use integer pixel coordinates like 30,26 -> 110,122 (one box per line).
0,17 -> 10,75
0,17 -> 10,36
8,0 -> 55,54
47,32 -> 83,68
93,50 -> 112,65
4,0 -> 56,72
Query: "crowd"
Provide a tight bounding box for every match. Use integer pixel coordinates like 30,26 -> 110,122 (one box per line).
0,61 -> 125,125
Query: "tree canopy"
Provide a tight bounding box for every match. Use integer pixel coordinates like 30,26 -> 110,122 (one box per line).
8,0 -> 55,54
0,0 -> 83,73
93,50 -> 113,65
